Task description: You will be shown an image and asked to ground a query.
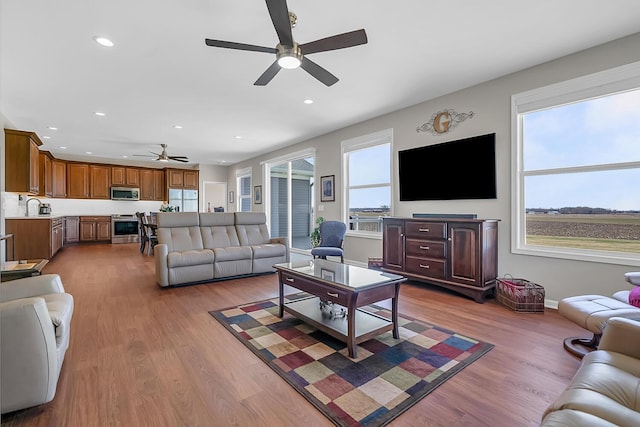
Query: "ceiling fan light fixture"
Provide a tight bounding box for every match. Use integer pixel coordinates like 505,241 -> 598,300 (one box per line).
277,43 -> 301,69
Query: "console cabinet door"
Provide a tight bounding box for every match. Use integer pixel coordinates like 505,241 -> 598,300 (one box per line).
183,170 -> 198,189
139,169 -> 154,200
4,129 -> 42,194
153,169 -> 165,200
64,216 -> 79,244
448,223 -> 480,286
39,152 -> 53,197
382,219 -> 404,270
96,219 -> 111,241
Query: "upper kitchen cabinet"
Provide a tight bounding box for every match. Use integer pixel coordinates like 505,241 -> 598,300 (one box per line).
52,159 -> 67,198
140,168 -> 165,200
112,166 -> 140,187
90,165 -> 111,199
167,168 -> 198,189
67,163 -> 90,198
39,151 -> 53,197
4,129 -> 43,194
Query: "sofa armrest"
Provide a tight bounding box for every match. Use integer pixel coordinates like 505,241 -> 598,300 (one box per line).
0,274 -> 65,303
598,317 -> 640,359
154,244 -> 170,287
1,297 -> 59,413
625,271 -> 640,286
269,237 -> 289,262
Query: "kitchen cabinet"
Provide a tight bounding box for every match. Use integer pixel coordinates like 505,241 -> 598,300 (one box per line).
64,216 -> 79,244
39,152 -> 53,197
67,163 -> 90,198
5,217 -> 64,260
52,160 -> 67,197
140,168 -> 165,200
90,165 -> 111,199
4,129 -> 43,194
167,169 -> 198,189
382,217 -> 499,303
112,166 -> 140,187
80,216 -> 111,242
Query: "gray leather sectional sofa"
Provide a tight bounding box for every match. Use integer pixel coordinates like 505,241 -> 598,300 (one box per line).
154,212 -> 289,287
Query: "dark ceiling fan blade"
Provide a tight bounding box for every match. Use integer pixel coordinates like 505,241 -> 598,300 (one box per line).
205,39 -> 277,54
300,57 -> 339,86
300,29 -> 368,55
266,0 -> 293,46
254,60 -> 282,86
169,157 -> 189,163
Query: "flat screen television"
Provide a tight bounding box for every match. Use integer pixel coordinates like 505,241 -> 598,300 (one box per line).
399,133 -> 496,201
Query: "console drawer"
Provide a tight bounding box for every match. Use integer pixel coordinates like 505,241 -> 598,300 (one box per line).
406,257 -> 446,279
405,222 -> 447,239
406,239 -> 446,259
280,273 -> 349,306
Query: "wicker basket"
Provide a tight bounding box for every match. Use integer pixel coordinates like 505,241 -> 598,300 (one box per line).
496,276 -> 545,313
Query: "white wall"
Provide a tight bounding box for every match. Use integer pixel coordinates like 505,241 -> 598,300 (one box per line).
226,32 -> 640,303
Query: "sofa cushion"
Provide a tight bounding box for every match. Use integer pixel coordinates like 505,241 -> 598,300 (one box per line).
541,409 -> 621,426
251,243 -> 287,259
213,246 -> 252,262
167,250 -> 214,268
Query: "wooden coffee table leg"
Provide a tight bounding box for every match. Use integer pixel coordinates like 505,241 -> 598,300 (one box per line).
278,273 -> 284,318
392,282 -> 400,339
347,303 -> 357,358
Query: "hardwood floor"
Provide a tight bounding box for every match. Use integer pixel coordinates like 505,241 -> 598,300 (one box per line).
1,243 -> 586,426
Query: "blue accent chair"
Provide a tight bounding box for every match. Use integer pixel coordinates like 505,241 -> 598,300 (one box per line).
310,221 -> 347,262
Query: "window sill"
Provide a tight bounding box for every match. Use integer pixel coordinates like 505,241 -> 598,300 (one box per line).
513,245 -> 640,267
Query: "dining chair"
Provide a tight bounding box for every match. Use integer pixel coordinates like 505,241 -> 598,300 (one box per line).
136,212 -> 158,255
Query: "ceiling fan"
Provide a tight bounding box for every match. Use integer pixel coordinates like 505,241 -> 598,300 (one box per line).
204,0 -> 368,86
134,144 -> 189,163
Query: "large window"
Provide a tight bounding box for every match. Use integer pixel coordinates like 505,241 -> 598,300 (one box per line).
342,129 -> 392,235
236,168 -> 252,212
512,62 -> 640,266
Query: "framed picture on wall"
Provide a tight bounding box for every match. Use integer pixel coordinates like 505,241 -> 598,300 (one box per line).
320,175 -> 335,202
228,191 -> 234,204
254,185 -> 262,204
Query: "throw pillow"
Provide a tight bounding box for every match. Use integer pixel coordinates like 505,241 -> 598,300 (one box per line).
629,286 -> 640,308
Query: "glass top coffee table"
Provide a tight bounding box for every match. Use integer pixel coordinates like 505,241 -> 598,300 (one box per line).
274,259 -> 406,358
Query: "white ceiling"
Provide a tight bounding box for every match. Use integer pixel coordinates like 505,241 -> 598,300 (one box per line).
2,0 -> 640,166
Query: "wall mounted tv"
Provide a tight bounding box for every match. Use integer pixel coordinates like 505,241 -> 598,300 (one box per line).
399,133 -> 496,201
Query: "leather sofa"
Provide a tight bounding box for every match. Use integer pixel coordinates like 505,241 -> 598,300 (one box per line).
0,274 -> 74,414
540,317 -> 640,426
154,212 -> 289,287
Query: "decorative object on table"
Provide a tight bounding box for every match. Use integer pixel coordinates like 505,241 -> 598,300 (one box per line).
416,109 -> 474,134
496,275 -> 545,313
368,257 -> 384,270
318,298 -> 346,319
228,191 -> 234,204
210,294 -> 494,427
159,202 -> 175,212
310,216 -> 325,247
253,185 -> 262,204
320,175 -> 335,202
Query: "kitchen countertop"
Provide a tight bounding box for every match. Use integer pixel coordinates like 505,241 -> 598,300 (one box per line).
4,214 -> 112,219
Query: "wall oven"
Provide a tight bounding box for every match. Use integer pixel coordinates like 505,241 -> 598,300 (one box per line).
111,214 -> 140,244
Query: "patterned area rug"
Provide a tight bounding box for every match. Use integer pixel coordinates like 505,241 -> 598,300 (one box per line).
210,294 -> 494,427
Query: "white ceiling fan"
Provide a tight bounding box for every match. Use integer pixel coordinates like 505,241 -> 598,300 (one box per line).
134,144 -> 189,163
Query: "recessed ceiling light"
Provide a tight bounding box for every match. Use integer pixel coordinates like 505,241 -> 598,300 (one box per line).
173,125 -> 183,129
93,36 -> 114,47
48,126 -> 58,131
304,99 -> 314,104
122,155 -> 129,158
234,135 -> 242,139
86,151 -> 92,155
94,111 -> 106,116
43,136 -> 51,139
59,146 -> 67,150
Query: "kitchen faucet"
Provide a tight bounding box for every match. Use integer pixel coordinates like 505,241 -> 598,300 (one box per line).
25,197 -> 42,217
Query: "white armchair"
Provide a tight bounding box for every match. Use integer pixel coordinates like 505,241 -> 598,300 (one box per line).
0,274 -> 74,414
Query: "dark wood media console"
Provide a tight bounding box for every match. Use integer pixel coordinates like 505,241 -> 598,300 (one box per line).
382,217 -> 499,303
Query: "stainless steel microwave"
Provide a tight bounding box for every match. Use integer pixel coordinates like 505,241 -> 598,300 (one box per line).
111,187 -> 140,201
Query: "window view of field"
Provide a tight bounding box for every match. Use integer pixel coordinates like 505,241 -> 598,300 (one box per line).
526,211 -> 640,253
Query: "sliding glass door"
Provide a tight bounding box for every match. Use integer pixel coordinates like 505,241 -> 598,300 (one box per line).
266,151 -> 315,253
